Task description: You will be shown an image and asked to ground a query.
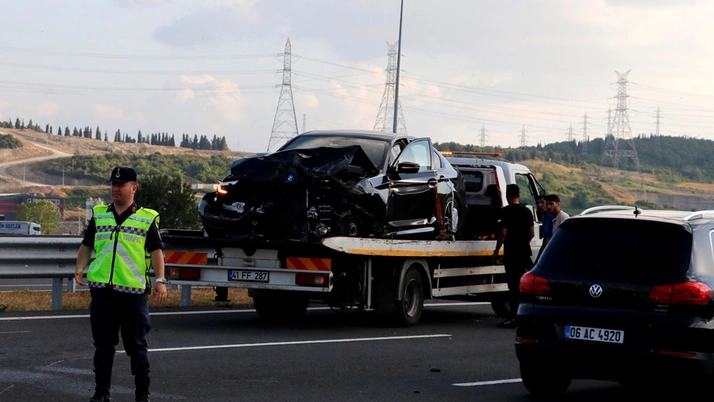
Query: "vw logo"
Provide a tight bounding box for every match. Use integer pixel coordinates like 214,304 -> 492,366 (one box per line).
589,284 -> 603,298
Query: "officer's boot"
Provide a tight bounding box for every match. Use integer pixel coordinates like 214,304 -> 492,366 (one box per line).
135,374 -> 150,402
89,374 -> 111,402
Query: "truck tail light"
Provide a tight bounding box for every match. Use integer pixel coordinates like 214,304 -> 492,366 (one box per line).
217,185 -> 228,196
519,271 -> 550,295
169,267 -> 200,281
649,282 -> 712,305
296,273 -> 328,287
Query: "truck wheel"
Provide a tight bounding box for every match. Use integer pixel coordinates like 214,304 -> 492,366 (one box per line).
253,290 -> 309,323
520,360 -> 571,397
395,268 -> 424,327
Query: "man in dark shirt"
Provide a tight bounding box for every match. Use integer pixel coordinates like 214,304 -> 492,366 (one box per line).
492,184 -> 534,328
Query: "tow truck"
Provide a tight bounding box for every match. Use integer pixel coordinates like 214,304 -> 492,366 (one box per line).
161,152 -> 547,326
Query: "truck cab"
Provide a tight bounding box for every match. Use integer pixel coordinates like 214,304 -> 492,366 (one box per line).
443,152 -> 547,257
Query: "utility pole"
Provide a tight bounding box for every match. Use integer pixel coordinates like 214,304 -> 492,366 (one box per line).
267,38 -> 299,152
655,107 -> 661,136
392,0 -> 404,134
519,125 -> 527,147
374,42 -> 407,134
479,124 -> 487,147
603,70 -> 639,171
582,112 -> 588,154
566,124 -> 575,142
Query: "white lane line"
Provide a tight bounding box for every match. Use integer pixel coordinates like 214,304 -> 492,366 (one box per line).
126,334 -> 452,354
0,331 -> 30,334
453,378 -> 522,387
0,301 -> 490,321
0,384 -> 14,396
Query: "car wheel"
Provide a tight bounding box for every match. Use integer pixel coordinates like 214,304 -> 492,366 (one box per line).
443,197 -> 460,234
394,268 -> 424,326
520,360 -> 572,397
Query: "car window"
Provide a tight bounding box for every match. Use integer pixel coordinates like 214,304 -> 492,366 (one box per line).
388,143 -> 403,166
538,220 -> 692,283
516,173 -> 535,207
280,135 -> 389,168
432,149 -> 443,169
463,172 -> 483,192
398,140 -> 432,172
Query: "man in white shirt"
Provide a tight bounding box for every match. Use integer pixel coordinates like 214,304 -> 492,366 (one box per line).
545,194 -> 569,235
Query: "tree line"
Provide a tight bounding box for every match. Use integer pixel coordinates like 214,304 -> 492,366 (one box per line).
437,133 -> 714,183
1,117 -> 230,151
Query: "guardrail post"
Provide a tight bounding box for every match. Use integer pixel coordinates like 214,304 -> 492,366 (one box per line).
51,278 -> 63,310
66,278 -> 76,293
180,285 -> 192,306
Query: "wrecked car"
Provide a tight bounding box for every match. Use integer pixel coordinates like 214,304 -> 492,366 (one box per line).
199,130 -> 467,242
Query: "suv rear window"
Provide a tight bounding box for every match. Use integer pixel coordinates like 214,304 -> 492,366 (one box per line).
536,219 -> 692,282
463,172 -> 483,192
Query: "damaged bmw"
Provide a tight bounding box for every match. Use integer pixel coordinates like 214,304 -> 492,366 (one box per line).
198,130 -> 467,242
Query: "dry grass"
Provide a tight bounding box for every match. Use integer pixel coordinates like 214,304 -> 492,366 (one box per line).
0,288 -> 252,312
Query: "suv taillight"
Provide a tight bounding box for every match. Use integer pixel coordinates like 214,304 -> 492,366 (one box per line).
649,282 -> 713,305
519,271 -> 550,295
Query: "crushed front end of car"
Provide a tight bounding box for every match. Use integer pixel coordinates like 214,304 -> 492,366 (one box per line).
199,145 -> 386,242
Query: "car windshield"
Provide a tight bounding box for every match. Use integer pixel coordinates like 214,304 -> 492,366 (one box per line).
536,219 -> 692,283
280,135 -> 389,169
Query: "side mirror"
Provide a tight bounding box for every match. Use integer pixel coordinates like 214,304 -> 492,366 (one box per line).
397,162 -> 420,174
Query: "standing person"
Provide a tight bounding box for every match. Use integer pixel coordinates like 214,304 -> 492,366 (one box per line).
545,194 -> 570,235
75,167 -> 167,402
535,195 -> 553,262
492,184 -> 534,328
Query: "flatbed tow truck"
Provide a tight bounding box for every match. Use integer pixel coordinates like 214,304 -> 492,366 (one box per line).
160,153 -> 546,326
161,230 -> 516,326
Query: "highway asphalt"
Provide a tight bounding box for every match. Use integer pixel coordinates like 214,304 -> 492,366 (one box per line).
0,301 -> 667,401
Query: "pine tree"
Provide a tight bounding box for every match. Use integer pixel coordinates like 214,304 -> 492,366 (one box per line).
64,126 -> 70,136
27,119 -> 33,130
192,134 -> 198,149
114,129 -> 121,142
14,118 -> 20,129
95,127 -> 101,140
104,131 -> 108,141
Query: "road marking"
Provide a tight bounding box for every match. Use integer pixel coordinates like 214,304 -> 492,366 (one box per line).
121,334 -> 452,354
0,331 -> 30,335
0,385 -> 14,396
453,378 -> 522,387
0,301 -> 491,321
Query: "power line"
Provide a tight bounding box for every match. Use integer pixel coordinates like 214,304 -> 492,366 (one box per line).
0,45 -> 277,60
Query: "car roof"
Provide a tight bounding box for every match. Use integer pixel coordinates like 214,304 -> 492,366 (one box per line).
445,156 -> 530,171
569,206 -> 714,227
298,130 -> 413,141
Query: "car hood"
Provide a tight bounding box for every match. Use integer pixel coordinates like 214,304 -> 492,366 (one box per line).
227,145 -> 380,182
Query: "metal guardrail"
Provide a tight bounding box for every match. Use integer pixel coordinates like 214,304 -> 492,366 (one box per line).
0,235 -> 84,310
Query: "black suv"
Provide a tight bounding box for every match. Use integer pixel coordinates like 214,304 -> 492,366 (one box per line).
515,206 -> 714,396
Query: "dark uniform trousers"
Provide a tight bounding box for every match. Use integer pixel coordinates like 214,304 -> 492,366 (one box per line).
90,287 -> 151,377
504,254 -> 533,318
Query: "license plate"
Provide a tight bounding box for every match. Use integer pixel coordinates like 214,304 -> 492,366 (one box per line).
228,270 -> 269,282
564,325 -> 624,344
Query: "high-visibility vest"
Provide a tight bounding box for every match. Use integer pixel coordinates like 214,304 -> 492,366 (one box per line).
87,204 -> 159,294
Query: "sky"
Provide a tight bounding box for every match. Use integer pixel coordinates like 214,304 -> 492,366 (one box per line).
2,0 -> 714,153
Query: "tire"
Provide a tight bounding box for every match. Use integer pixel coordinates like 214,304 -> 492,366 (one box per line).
520,360 -> 572,397
394,268 -> 424,327
253,290 -> 309,323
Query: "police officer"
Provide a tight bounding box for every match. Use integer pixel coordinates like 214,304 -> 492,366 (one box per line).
75,167 -> 167,402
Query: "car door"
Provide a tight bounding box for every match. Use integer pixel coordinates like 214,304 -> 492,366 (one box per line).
384,138 -> 439,230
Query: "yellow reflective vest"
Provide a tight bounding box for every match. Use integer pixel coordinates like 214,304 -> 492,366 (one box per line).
86,204 -> 159,294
